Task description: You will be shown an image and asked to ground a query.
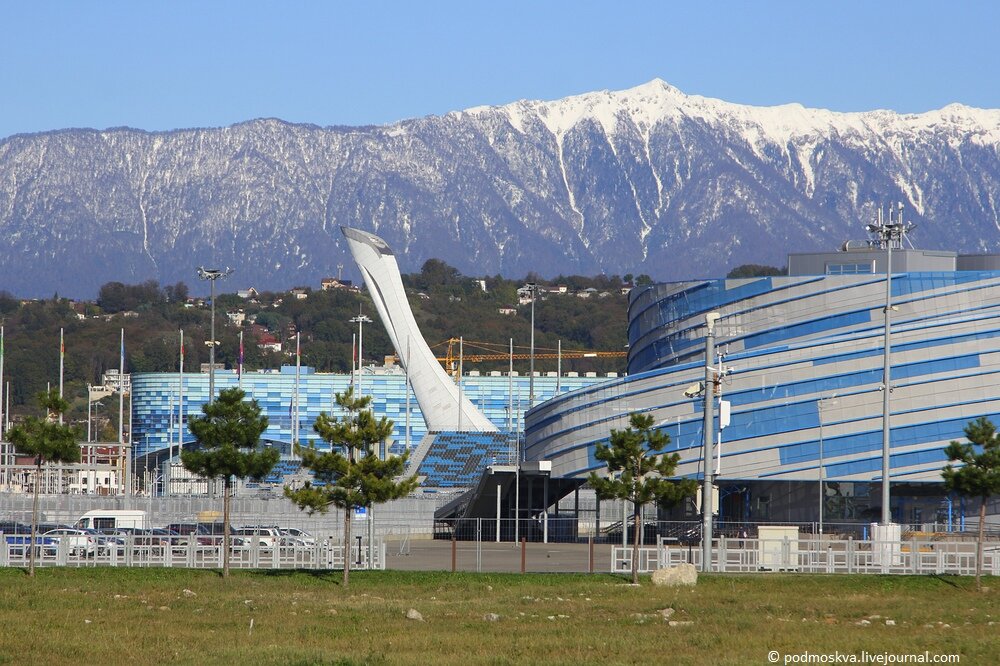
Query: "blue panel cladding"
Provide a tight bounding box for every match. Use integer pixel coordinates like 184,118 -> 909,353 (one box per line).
742,310 -> 871,349
131,371 -> 607,460
891,272 -> 994,298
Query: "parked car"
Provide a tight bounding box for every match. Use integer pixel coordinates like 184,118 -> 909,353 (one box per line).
165,523 -> 199,536
194,523 -> 244,548
234,526 -> 281,550
41,528 -> 98,557
117,528 -> 181,555
0,522 -> 51,555
279,527 -> 316,547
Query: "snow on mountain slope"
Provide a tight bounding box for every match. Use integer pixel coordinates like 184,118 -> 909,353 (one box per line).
1,80 -> 999,298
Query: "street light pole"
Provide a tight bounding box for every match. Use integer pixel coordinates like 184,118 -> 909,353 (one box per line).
349,313 -> 372,397
701,312 -> 720,572
865,204 -> 912,526
527,283 -> 537,408
197,267 -> 232,405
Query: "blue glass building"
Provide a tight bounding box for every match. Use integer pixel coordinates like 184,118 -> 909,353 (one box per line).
132,368 -> 609,462
525,246 -> 1000,524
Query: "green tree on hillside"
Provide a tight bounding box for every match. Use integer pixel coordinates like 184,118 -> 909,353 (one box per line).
942,417 -> 1000,591
6,389 -> 80,577
285,388 -> 419,588
588,413 -> 697,584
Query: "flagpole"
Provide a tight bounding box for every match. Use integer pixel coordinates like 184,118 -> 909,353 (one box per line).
294,331 -> 300,448
59,328 -> 64,425
238,330 -> 244,390
179,329 -> 184,456
119,328 -> 128,497
0,325 -> 5,441
0,326 -> 4,486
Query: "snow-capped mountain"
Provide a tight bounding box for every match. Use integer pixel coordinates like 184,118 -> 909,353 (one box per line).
2,79 -> 999,298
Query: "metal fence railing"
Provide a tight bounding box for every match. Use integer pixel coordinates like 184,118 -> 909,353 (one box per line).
0,533 -> 386,571
612,535 -> 1000,576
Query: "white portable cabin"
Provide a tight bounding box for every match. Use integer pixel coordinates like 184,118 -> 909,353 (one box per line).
74,510 -> 149,531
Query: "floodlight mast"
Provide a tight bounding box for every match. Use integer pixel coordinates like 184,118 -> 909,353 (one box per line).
865,204 -> 913,526
197,267 -> 233,404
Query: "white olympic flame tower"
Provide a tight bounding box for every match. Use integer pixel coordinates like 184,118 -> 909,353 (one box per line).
341,226 -> 497,432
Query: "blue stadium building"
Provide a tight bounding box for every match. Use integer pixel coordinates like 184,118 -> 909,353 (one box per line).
524,238 -> 1000,527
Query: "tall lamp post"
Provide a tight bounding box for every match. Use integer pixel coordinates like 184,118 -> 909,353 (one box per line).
701,312 -> 720,571
197,267 -> 232,405
865,204 -> 913,526
349,313 -> 373,397
817,394 -> 839,536
526,283 -> 538,408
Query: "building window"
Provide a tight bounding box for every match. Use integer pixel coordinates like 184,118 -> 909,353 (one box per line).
826,262 -> 873,275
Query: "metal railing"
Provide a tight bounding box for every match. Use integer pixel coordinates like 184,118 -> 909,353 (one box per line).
0,533 -> 386,571
612,535 -> 1000,576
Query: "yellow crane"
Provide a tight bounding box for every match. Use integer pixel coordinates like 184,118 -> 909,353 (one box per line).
434,338 -> 626,379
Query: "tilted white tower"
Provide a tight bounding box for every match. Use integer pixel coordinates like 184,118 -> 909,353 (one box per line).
341,226 -> 497,432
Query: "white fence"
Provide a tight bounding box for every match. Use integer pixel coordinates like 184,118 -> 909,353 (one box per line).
0,534 -> 386,571
612,535 -> 1000,576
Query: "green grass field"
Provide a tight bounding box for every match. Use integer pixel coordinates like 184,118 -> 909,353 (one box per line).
0,568 -> 996,665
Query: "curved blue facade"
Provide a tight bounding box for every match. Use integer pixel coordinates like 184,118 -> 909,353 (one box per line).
528,271 -> 1000,490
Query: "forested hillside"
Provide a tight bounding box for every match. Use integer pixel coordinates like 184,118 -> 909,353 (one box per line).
0,261 -> 632,429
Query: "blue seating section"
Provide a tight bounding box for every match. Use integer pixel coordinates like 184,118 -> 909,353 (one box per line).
416,431 -> 517,487
262,459 -> 301,484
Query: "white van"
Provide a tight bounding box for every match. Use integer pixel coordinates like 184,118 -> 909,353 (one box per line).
74,510 -> 149,531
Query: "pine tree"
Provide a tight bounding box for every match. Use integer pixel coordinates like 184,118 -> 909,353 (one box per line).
6,389 -> 80,577
286,387 -> 419,588
182,387 -> 277,578
588,412 -> 697,584
942,416 -> 1000,590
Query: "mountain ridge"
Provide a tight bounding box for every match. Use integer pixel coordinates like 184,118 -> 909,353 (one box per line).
2,80 -> 999,298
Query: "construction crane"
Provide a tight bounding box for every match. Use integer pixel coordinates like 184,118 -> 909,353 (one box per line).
383,338 -> 627,378
434,338 -> 626,379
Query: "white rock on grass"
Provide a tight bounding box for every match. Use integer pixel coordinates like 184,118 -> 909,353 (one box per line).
484,613 -> 500,622
406,609 -> 424,622
659,608 -> 675,620
651,564 -> 698,587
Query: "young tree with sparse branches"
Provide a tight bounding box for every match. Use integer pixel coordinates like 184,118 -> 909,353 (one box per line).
7,389 -> 80,577
942,416 -> 1000,591
588,412 -> 697,584
182,387 -> 278,578
285,387 -> 419,588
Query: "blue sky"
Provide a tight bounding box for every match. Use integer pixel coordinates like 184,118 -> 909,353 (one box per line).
2,1 -> 998,138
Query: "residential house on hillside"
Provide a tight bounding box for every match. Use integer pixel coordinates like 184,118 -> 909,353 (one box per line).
237,287 -> 259,300
320,277 -> 357,291
290,288 -> 309,300
497,307 -> 517,316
